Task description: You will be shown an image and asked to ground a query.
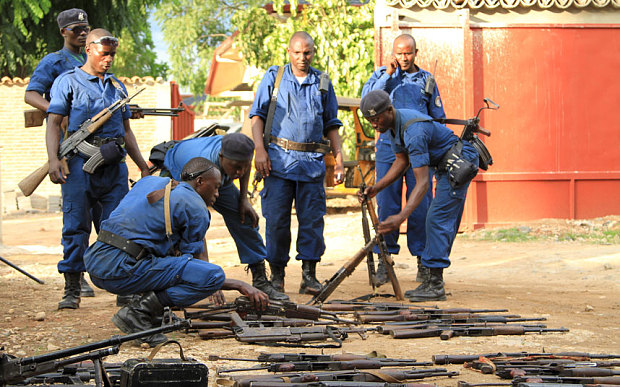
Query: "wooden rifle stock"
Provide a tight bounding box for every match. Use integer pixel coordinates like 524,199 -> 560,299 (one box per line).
365,198 -> 405,300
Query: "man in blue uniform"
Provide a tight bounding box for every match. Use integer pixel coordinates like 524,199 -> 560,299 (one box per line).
359,90 -> 479,302
362,34 -> 445,286
163,133 -> 288,300
46,29 -> 150,310
25,8 -> 96,298
84,158 -> 269,347
249,31 -> 344,295
25,8 -> 90,113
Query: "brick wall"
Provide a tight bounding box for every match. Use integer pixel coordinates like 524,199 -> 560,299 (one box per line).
0,76 -> 172,214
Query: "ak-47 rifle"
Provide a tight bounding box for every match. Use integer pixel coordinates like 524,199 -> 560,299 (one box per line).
18,87 -> 145,197
229,312 -> 373,348
433,352 -> 620,365
309,172 -> 405,304
209,352 -> 420,363
390,325 -> 568,340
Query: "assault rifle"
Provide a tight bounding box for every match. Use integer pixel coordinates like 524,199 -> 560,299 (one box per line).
218,359 -> 432,373
433,352 -> 620,365
18,87 -> 145,197
243,382 -> 439,387
218,368 -> 458,387
230,312 -> 373,348
209,352 -> 420,363
358,312 -> 545,323
0,319 -> 189,386
390,325 -> 568,340
511,375 -> 620,385
309,171 -> 404,304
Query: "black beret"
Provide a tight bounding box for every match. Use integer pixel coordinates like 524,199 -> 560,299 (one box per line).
57,8 -> 88,29
360,89 -> 391,118
221,133 -> 255,161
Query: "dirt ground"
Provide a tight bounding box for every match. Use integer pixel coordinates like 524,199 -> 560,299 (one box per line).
0,207 -> 618,386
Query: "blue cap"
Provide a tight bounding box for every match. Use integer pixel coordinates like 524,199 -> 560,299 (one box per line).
221,133 -> 255,161
360,89 -> 391,118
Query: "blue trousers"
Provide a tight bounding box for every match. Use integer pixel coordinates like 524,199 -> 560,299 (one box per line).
422,141 -> 479,268
86,242 -> 225,308
375,160 -> 432,256
59,157 -> 128,273
260,175 -> 326,266
212,183 -> 267,265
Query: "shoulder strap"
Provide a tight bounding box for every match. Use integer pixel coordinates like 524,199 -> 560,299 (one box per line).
263,66 -> 286,148
399,118 -> 432,148
164,179 -> 173,238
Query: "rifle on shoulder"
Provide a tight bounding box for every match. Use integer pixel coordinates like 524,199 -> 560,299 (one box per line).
18,87 -> 145,197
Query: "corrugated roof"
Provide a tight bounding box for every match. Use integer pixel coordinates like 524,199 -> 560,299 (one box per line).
386,0 -> 619,9
0,76 -> 165,86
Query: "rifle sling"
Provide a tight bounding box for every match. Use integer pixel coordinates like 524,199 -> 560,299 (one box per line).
263,66 -> 285,148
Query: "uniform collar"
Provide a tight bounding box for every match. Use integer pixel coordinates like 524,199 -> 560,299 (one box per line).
396,65 -> 422,78
390,109 -> 403,139
285,63 -> 319,85
75,67 -> 116,83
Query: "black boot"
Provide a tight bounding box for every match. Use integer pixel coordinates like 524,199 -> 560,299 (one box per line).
80,272 -> 95,297
112,292 -> 168,347
415,257 -> 430,283
58,273 -> 81,309
374,257 -> 390,287
249,261 -> 289,301
269,264 -> 285,293
299,261 -> 322,295
407,267 -> 447,302
116,294 -> 141,307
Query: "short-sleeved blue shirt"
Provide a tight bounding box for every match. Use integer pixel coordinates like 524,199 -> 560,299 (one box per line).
48,67 -> 131,138
362,66 -> 445,163
99,176 -> 210,259
26,48 -> 86,101
389,109 -> 458,169
249,64 -> 342,182
164,136 -> 232,186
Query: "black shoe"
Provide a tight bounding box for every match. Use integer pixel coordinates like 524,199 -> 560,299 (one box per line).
269,264 -> 285,293
299,261 -> 322,295
249,261 -> 289,301
58,273 -> 81,310
111,292 -> 167,347
415,257 -> 431,283
80,272 -> 95,297
408,268 -> 447,302
373,257 -> 390,287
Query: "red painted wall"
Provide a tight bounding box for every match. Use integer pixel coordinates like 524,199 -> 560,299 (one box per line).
378,19 -> 620,229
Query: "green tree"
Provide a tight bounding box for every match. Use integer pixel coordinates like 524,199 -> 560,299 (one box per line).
154,0 -> 262,95
233,0 -> 376,158
0,0 -> 167,79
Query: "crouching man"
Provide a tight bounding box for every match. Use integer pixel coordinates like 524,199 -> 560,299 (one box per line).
84,157 -> 269,346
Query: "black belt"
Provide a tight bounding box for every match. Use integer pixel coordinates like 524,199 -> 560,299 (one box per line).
270,136 -> 331,154
88,136 -> 125,147
97,229 -> 146,259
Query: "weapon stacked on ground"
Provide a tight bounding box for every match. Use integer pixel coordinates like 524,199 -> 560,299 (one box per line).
127,102 -> 184,117
386,324 -> 567,340
439,352 -> 620,387
0,319 -> 190,386
215,366 -> 459,387
185,297 -> 371,346
0,256 -> 44,284
309,168 -> 405,305
18,87 -> 146,197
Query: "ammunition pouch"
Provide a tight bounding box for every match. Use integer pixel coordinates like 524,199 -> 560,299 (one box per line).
438,140 -> 479,189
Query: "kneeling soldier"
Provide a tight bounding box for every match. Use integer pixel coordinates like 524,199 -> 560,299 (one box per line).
84,157 -> 269,346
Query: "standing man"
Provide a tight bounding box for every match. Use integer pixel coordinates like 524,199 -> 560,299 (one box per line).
249,31 -> 344,295
46,29 -> 150,310
25,8 -> 96,298
359,90 -> 479,302
362,34 -> 445,286
162,133 -> 288,300
84,158 -> 269,347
